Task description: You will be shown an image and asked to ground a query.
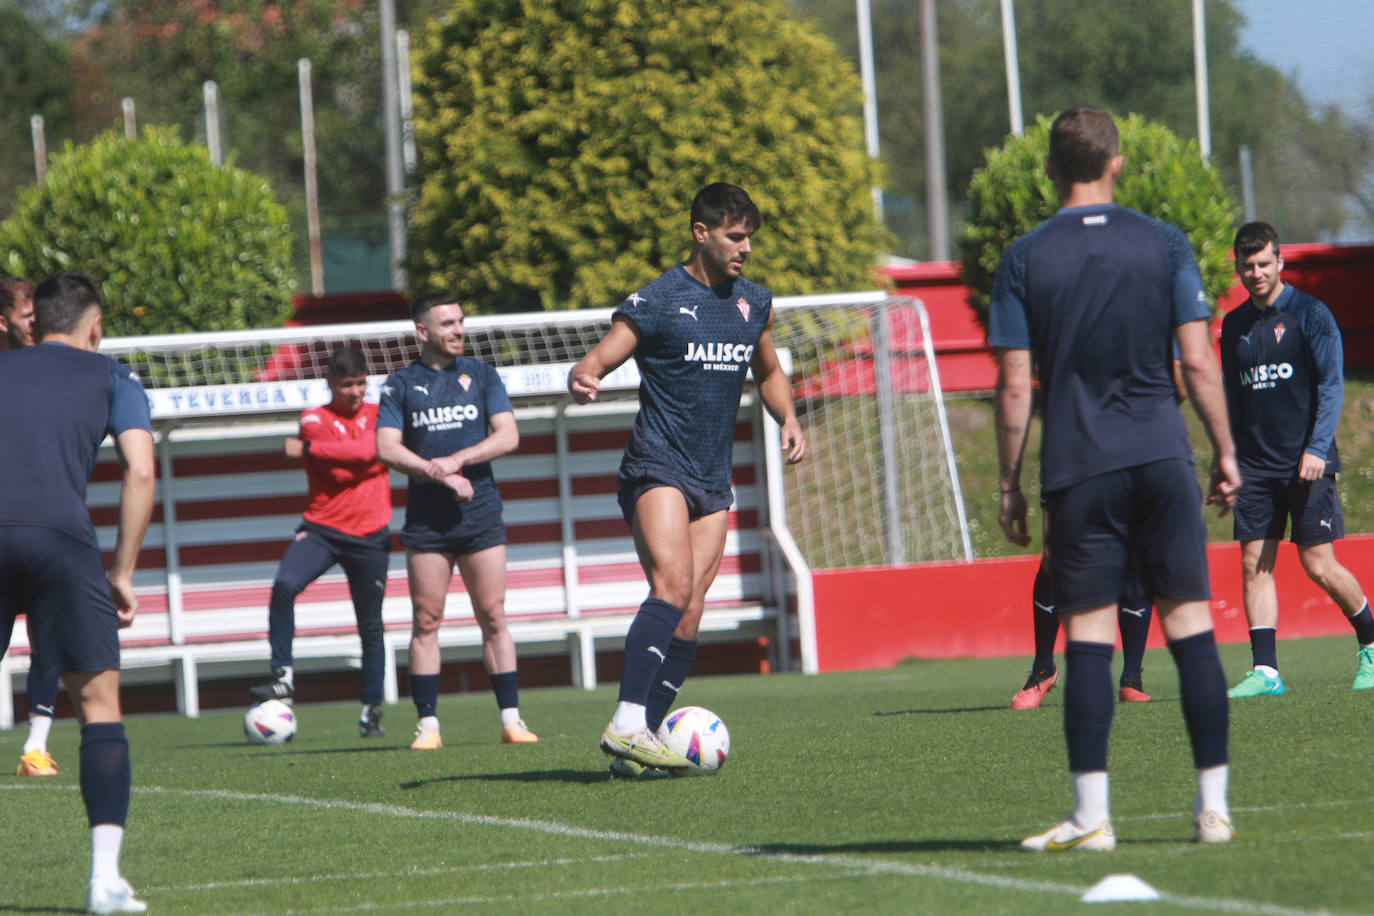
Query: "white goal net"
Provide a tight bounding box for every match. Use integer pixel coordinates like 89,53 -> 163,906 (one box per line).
101,292 -> 972,568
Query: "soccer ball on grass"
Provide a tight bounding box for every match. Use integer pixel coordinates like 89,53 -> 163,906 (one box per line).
244,699 -> 297,745
657,706 -> 729,776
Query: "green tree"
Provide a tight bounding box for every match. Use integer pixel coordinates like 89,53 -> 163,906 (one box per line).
788,0 -> 1368,255
0,126 -> 294,335
958,114 -> 1237,324
407,0 -> 885,312
0,3 -> 79,220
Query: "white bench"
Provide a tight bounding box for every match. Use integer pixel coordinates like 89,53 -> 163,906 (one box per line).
0,393 -> 808,725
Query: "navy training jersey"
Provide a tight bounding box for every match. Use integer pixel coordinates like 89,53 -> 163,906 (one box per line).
614,264 -> 772,489
377,357 -> 513,534
1220,285 -> 1342,479
0,342 -> 152,546
987,204 -> 1210,492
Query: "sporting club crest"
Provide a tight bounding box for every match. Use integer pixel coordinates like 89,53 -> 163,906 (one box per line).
458,373 -> 472,391
736,297 -> 750,322
1274,323 -> 1286,344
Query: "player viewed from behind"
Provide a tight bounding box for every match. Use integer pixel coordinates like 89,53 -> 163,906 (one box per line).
1220,221 -> 1374,697
0,276 -> 68,777
0,273 -> 155,913
989,108 -> 1240,850
377,292 -> 537,749
249,346 -> 394,738
568,182 -> 806,777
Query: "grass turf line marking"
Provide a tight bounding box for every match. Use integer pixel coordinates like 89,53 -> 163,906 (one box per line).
142,855 -> 646,894
128,786 -> 1351,916
244,871 -> 876,915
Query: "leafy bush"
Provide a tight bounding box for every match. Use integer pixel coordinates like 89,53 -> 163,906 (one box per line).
0,126 -> 294,335
959,113 -> 1236,326
408,0 -> 886,312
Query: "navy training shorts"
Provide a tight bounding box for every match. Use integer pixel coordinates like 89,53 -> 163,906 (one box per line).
617,463 -> 734,526
1233,475 -> 1344,546
1044,458 -> 1210,613
0,526 -> 121,678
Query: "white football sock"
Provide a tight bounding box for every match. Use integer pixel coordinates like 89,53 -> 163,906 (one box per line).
1195,764 -> 1229,817
612,702 -> 647,734
24,714 -> 54,754
1071,771 -> 1110,828
279,666 -> 294,687
417,715 -> 439,732
500,708 -> 521,727
90,824 -> 124,882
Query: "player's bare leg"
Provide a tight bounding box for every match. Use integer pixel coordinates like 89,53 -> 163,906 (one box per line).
459,544 -> 536,742
1232,539 -> 1286,697
643,510 -> 729,734
406,550 -> 455,748
601,488 -> 695,770
1297,542 -> 1374,688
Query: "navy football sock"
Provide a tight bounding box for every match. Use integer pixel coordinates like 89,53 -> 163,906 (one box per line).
490,670 -> 519,711
1348,603 -> 1374,645
410,673 -> 440,720
1031,564 -> 1059,672
646,637 -> 697,732
1169,631 -> 1229,769
1248,627 -> 1278,670
79,723 -> 131,827
1117,601 -> 1152,681
1063,641 -> 1114,773
617,598 -> 683,706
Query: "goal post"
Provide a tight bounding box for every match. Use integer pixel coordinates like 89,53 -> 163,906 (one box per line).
101,292 -> 974,570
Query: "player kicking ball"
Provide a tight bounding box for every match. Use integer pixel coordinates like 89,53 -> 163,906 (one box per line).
568,183 -> 805,777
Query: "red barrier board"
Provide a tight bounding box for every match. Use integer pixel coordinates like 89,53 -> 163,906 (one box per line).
810,534 -> 1374,672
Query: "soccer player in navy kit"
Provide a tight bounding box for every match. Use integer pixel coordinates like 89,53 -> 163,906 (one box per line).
249,347 -> 393,738
1221,221 -> 1374,697
377,292 -> 537,749
0,273 -> 155,913
990,109 -> 1240,850
0,276 -> 68,777
568,183 -> 805,775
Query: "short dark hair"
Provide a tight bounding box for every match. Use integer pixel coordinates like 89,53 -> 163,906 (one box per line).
690,183 -> 762,234
1049,108 -> 1120,184
1234,221 -> 1281,262
327,345 -> 368,378
410,291 -> 459,324
0,277 -> 34,320
33,273 -> 104,338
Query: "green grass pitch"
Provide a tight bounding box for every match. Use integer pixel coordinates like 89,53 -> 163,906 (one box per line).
4,635 -> 1371,914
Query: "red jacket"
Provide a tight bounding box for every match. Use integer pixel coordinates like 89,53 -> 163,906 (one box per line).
298,401 -> 392,537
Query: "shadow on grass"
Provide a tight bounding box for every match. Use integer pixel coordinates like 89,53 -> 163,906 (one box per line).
400,768 -> 612,789
0,905 -> 81,914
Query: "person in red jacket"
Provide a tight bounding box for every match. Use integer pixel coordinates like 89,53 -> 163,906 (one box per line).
249,347 -> 396,738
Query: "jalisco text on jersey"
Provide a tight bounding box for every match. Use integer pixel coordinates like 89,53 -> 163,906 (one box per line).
1238,362 -> 1295,389
410,403 -> 479,430
682,342 -> 755,364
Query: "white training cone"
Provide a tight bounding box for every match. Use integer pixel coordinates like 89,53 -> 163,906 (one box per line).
1081,874 -> 1161,902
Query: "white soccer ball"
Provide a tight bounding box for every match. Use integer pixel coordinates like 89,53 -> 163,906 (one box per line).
244,699 -> 297,745
657,706 -> 730,776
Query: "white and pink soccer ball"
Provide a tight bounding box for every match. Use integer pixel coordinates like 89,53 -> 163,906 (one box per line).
244,699 -> 297,745
657,706 -> 730,776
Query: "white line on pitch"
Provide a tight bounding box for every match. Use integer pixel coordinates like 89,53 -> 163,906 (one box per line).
240,871 -> 875,915
132,786 -> 1354,916
141,854 -> 647,894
